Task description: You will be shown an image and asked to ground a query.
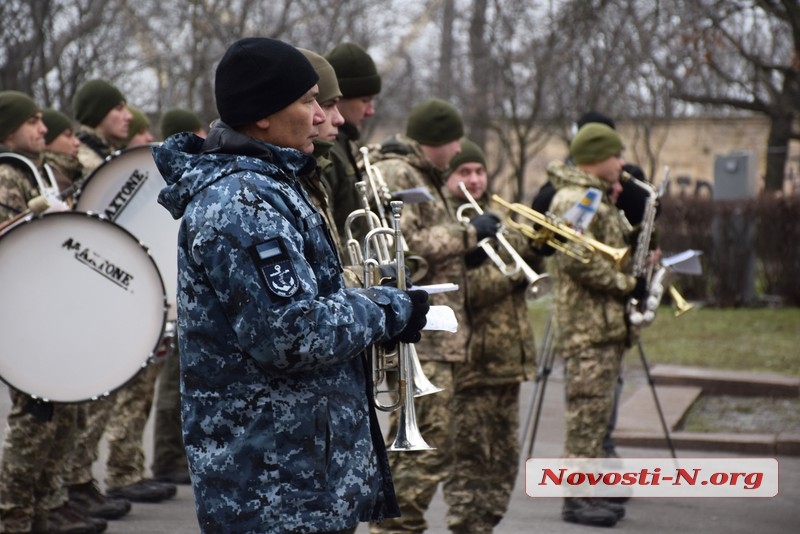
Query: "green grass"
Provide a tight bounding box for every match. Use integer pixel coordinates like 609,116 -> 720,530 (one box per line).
527,299 -> 800,377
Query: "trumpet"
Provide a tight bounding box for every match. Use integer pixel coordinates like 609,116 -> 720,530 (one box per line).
491,195 -> 630,270
455,183 -> 552,299
363,201 -> 434,451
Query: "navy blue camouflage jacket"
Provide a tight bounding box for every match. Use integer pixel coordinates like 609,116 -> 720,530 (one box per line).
153,123 -> 405,533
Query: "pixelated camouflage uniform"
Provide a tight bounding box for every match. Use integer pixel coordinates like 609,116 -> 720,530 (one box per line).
546,161 -> 636,459
42,150 -> 83,198
152,124 -> 413,533
368,134 -> 477,534
0,153 -> 80,532
0,150 -> 42,220
75,125 -> 122,172
440,190 -> 538,533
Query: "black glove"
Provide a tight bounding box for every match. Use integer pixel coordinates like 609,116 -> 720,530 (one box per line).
394,289 -> 430,345
378,261 -> 412,288
464,246 -> 488,268
469,212 -> 501,241
630,276 -> 648,301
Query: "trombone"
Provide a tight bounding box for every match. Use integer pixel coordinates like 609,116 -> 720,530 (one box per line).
455,182 -> 552,299
491,195 -> 630,271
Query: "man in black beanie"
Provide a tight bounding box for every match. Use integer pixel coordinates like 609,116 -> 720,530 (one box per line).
152,36 -> 432,534
323,42 -> 382,248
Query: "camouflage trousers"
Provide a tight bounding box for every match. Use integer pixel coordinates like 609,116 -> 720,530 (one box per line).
443,383 -> 521,534
151,346 -> 188,476
105,360 -> 163,487
0,390 -> 78,533
563,343 -> 624,458
371,361 -> 455,534
67,359 -> 163,488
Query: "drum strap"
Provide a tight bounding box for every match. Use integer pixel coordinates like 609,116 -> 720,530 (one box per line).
77,131 -> 112,159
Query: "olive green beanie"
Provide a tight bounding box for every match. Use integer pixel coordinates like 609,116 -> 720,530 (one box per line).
42,108 -> 74,145
159,108 -> 204,139
570,123 -> 624,164
298,48 -> 343,105
325,42 -> 381,98
72,79 -> 126,127
0,91 -> 40,141
126,106 -> 150,143
448,138 -> 486,173
405,98 -> 464,146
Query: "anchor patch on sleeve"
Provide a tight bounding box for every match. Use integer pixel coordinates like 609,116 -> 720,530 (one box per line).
251,238 -> 300,299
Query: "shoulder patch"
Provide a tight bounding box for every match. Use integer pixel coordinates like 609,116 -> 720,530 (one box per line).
251,237 -> 300,299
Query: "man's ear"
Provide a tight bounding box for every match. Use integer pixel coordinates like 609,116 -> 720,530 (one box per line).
255,117 -> 270,130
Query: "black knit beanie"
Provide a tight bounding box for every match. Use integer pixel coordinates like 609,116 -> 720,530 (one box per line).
215,37 -> 319,127
576,111 -> 616,130
42,108 -> 74,145
405,98 -> 464,146
0,91 -> 41,141
159,108 -> 204,139
325,42 -> 381,98
72,79 -> 126,127
448,138 -> 486,173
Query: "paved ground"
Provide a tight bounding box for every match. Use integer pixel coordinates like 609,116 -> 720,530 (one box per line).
1,360 -> 798,533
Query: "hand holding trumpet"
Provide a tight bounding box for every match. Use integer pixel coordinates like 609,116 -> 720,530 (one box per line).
456,182 -> 552,299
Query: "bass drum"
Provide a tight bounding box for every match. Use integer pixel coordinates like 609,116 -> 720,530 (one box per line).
0,212 -> 167,403
76,144 -> 180,320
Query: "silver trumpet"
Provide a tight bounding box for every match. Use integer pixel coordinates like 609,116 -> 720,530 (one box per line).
455,182 -> 552,299
363,201 -> 434,451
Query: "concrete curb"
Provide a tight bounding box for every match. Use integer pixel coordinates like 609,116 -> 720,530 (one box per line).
615,365 -> 800,456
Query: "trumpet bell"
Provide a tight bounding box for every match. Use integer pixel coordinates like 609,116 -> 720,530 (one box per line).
669,284 -> 694,317
409,345 -> 444,397
527,273 -> 553,300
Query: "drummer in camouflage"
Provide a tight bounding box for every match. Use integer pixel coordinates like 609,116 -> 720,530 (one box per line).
0,91 -> 108,534
152,37 -> 430,534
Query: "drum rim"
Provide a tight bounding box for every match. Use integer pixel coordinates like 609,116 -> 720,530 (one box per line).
0,210 -> 169,403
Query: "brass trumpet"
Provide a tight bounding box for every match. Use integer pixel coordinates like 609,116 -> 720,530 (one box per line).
455,183 -> 552,299
491,195 -> 630,270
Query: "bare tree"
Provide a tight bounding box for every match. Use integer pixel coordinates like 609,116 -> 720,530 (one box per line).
654,0 -> 800,193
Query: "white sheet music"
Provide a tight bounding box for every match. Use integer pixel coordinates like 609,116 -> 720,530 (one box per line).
662,249 -> 704,275
414,283 -> 459,294
422,305 -> 458,333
